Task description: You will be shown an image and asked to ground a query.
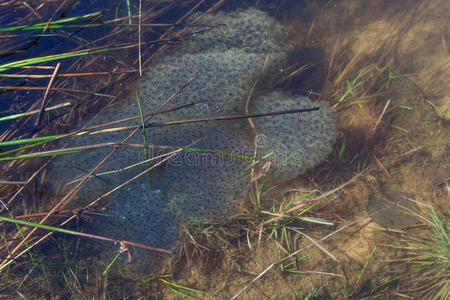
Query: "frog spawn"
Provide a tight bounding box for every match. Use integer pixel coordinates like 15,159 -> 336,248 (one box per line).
46,8 -> 338,269
249,91 -> 338,183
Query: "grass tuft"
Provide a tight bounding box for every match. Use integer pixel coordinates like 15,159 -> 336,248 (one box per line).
390,202 -> 449,299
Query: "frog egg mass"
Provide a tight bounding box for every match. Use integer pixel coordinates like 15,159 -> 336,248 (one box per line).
47,8 -> 338,266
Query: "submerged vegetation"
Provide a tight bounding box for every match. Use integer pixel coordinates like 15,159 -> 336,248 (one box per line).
0,0 -> 449,299
388,203 -> 449,299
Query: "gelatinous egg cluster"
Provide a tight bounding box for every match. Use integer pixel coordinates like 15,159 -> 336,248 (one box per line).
47,8 -> 337,267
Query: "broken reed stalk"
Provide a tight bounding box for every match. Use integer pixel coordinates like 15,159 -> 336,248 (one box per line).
11,208 -> 93,220
79,107 -> 320,136
146,107 -> 320,127
0,85 -> 115,98
140,0 -> 229,67
0,216 -> 172,254
35,62 -> 61,126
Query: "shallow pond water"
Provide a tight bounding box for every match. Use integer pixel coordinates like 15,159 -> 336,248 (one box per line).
0,0 -> 448,299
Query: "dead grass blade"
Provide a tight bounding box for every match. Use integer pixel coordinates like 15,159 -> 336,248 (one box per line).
230,197 -> 410,300
0,216 -> 172,254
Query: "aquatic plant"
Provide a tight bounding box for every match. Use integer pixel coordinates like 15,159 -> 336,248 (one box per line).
389,202 -> 449,299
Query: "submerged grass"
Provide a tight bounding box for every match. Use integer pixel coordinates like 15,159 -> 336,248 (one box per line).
0,102 -> 71,122
0,215 -> 172,254
265,197 -> 334,252
0,47 -> 118,72
389,202 -> 449,299
143,274 -> 213,299
0,12 -> 101,32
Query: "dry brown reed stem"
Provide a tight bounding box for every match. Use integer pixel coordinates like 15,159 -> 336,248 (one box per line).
0,139 -> 123,271
45,101 -> 208,143
12,209 -> 89,220
20,2 -> 41,19
5,160 -> 52,208
83,138 -> 203,210
42,0 -> 71,33
83,107 -> 320,135
0,86 -> 115,98
35,62 -> 61,126
65,149 -> 180,184
138,0 -> 207,66
290,228 -> 337,262
269,63 -> 312,89
260,169 -> 368,227
9,142 -> 187,159
245,54 -> 270,130
141,0 -> 229,67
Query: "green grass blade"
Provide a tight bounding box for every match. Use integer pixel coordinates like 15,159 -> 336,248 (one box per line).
126,0 -> 132,25
136,91 -> 148,146
167,287 -> 196,300
0,12 -> 101,32
0,134 -> 65,147
0,137 -> 65,158
0,103 -> 71,122
102,252 -> 122,276
0,133 -> 77,160
0,149 -> 81,161
298,217 -> 334,226
282,252 -> 314,271
296,203 -> 318,217
0,216 -> 88,236
141,275 -> 157,284
426,99 -> 450,121
61,272 -> 75,295
160,279 -> 211,295
0,48 -> 114,72
136,91 -> 151,182
0,33 -> 62,38
358,247 -> 376,283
